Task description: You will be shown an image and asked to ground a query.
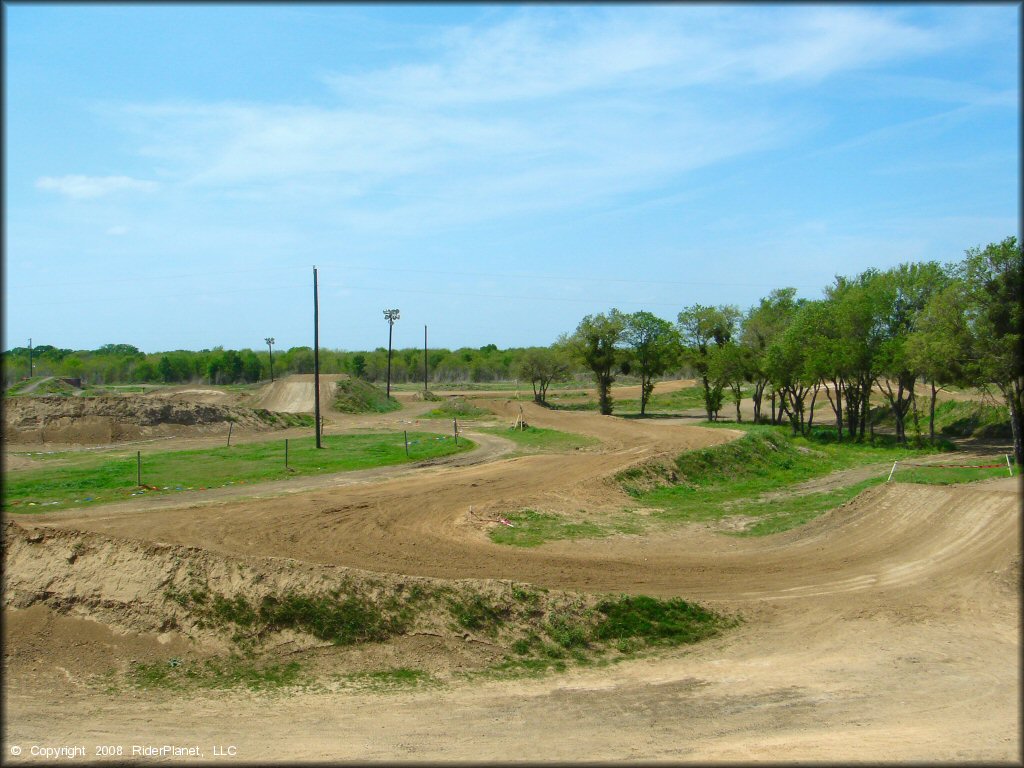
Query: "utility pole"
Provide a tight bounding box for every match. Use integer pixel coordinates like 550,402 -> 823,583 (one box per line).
383,308 -> 400,399
28,338 -> 33,378
265,337 -> 275,382
313,267 -> 322,449
423,325 -> 428,392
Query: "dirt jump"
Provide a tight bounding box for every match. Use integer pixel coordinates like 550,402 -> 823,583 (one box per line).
2,385 -> 1020,762
249,373 -> 347,413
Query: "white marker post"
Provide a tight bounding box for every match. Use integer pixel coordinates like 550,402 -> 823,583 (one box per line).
886,461 -> 898,483
1006,454 -> 1014,477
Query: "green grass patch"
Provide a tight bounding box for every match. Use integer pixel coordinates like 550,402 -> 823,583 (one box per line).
333,378 -> 401,414
3,431 -> 473,511
126,655 -> 303,692
6,377 -> 77,396
488,509 -> 610,548
426,396 -> 491,419
545,383 -> 709,416
627,424 -> 959,535
892,462 -> 1014,485
932,399 -> 1013,439
733,478 -> 882,536
479,425 -> 598,453
336,667 -> 440,692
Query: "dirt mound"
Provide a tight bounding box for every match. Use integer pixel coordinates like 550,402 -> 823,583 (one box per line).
251,374 -> 348,413
2,395 -> 290,445
1,520 -> 634,675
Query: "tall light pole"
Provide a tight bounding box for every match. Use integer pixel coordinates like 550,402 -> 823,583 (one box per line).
28,338 -> 33,378
313,267 -> 322,449
383,309 -> 400,399
265,337 -> 275,382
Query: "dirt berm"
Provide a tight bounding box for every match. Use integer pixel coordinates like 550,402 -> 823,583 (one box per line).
2,396 -> 294,445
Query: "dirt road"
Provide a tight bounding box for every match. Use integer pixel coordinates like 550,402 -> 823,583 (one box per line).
3,392 -> 1020,762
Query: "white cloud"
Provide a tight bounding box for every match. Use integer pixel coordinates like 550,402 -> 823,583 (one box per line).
94,7 -> 973,235
35,175 -> 159,200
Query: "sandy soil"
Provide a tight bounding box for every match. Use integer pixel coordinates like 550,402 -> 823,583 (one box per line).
2,381 -> 1020,763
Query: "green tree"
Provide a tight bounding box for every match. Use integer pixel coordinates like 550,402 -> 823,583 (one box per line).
678,304 -> 740,421
622,311 -> 680,416
925,237 -> 1022,464
906,284 -> 970,442
515,347 -> 570,405
708,341 -> 752,422
564,310 -> 626,415
740,288 -> 801,424
873,262 -> 949,444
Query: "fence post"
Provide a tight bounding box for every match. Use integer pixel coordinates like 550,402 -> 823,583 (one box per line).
404,430 -> 409,457
453,417 -> 458,445
886,461 -> 898,483
137,450 -> 142,487
285,439 -> 289,469
227,421 -> 233,447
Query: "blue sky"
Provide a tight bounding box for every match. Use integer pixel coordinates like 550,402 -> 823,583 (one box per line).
4,3 -> 1019,353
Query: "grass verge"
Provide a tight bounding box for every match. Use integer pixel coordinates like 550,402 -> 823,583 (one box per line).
479,425 -> 598,453
4,432 -> 473,511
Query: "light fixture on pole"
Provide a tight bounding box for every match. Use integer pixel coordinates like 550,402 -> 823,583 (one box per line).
265,337 -> 275,382
383,309 -> 400,399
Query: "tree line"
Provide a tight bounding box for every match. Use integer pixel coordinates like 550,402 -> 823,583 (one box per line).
5,237 -> 1019,462
555,237 -> 1021,464
1,342 -> 586,390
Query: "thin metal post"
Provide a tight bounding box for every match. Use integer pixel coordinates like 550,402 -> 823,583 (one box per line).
227,421 -> 233,447
265,337 -> 275,382
28,338 -> 33,378
137,451 -> 142,487
424,325 -> 428,392
453,417 -> 458,445
314,266 -> 322,449
404,430 -> 409,457
285,439 -> 289,469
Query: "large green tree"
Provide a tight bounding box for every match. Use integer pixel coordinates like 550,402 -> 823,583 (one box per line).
923,237 -> 1022,464
741,289 -> 800,425
678,304 -> 740,421
622,311 -> 680,416
564,310 -> 626,415
872,262 -> 949,444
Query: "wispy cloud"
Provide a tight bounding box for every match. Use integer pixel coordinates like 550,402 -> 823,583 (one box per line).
88,7 -> 976,235
35,174 -> 159,200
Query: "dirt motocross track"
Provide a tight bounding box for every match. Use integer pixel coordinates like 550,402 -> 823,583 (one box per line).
2,381 -> 1020,763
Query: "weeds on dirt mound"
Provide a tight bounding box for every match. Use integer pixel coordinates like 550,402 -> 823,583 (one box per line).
592,595 -> 724,646
253,409 -> 314,427
333,378 -> 401,413
158,573 -> 733,687
259,593 -> 408,645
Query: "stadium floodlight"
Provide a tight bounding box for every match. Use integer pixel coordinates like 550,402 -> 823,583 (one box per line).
383,309 -> 400,398
265,337 -> 275,382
